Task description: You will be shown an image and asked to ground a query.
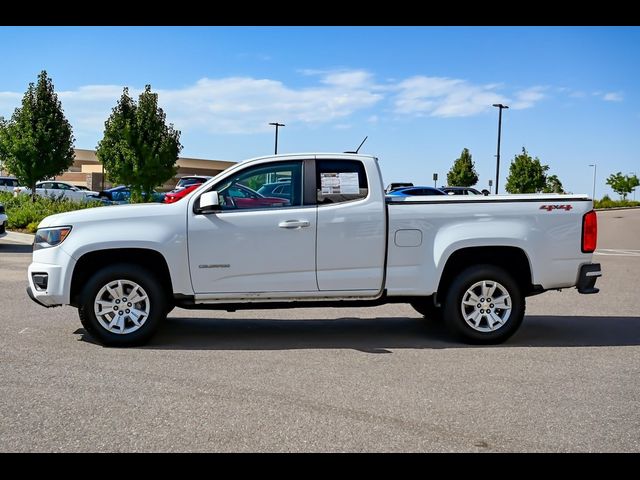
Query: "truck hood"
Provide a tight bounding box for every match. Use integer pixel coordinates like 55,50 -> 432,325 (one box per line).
38,202 -> 176,229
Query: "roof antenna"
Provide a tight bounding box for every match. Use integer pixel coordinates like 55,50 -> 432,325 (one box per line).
344,136 -> 368,154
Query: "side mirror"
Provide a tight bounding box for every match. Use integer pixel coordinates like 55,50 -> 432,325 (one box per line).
197,190 -> 220,213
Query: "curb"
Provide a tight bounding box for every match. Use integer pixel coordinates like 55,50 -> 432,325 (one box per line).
594,206 -> 640,212
2,230 -> 35,245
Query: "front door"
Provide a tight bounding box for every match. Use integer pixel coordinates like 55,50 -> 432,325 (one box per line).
188,160 -> 318,294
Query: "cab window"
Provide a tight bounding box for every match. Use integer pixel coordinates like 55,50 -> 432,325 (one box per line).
316,160 -> 368,204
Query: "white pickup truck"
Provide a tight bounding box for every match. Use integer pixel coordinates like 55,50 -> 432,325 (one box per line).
27,153 -> 601,347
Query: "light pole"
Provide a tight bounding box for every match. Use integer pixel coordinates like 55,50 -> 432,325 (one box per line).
588,164 -> 596,200
268,122 -> 285,155
492,103 -> 509,194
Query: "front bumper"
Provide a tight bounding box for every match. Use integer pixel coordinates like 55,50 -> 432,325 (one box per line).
27,247 -> 75,307
577,263 -> 602,294
27,286 -> 60,308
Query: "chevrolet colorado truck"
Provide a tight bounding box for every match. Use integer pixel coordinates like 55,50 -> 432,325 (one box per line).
27,153 -> 601,347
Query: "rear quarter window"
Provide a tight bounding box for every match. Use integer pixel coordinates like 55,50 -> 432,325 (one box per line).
316,160 -> 368,204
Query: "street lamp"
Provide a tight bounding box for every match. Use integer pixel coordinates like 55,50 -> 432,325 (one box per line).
588,164 -> 596,200
492,103 -> 509,194
268,122 -> 285,155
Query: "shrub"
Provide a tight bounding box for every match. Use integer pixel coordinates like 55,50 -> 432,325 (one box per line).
594,195 -> 640,209
0,191 -> 104,231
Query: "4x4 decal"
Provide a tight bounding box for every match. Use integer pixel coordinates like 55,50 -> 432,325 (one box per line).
540,204 -> 573,211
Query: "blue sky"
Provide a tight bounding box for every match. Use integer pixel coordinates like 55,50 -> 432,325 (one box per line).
0,26 -> 638,198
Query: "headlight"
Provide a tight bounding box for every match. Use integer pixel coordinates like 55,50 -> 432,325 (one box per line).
33,226 -> 72,251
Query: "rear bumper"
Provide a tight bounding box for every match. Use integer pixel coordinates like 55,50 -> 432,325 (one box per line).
577,263 -> 602,294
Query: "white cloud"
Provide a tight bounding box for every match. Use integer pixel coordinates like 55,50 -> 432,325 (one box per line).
393,76 -> 509,117
603,91 -> 623,102
0,72 -> 383,136
0,70 -> 553,140
157,75 -> 382,133
321,70 -> 373,88
512,86 -> 547,109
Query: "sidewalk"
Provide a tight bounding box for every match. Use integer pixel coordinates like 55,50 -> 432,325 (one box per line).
1,230 -> 35,245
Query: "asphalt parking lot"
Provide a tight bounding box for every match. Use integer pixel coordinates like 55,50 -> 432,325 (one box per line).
0,208 -> 638,452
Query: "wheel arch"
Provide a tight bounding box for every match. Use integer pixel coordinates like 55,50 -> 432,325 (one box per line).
70,248 -> 173,307
436,246 -> 533,303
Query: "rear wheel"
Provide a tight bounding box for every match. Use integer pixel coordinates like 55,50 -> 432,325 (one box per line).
443,264 -> 524,344
78,264 -> 166,347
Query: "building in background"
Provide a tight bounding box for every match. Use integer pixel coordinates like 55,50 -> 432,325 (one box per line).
56,149 -> 236,191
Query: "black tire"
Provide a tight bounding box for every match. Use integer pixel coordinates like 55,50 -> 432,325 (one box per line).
78,263 -> 167,347
78,307 -> 97,337
410,298 -> 443,321
443,264 -> 525,344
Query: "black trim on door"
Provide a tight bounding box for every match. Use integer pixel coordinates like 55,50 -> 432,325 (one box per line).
303,158 -> 316,206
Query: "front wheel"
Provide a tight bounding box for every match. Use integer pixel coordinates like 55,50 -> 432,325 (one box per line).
443,264 -> 525,344
78,264 -> 167,347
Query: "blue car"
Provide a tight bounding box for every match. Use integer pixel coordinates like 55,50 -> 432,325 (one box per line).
99,185 -> 165,203
386,186 -> 447,197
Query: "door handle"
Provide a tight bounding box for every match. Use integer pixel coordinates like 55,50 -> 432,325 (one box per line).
278,220 -> 310,229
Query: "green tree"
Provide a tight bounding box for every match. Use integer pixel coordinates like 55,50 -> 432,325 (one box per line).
606,172 -> 640,200
0,71 -> 75,201
542,174 -> 565,193
96,85 -> 182,203
505,148 -> 549,193
446,148 -> 478,187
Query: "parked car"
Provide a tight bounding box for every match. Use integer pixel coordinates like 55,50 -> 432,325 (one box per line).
164,183 -> 201,204
99,185 -> 165,203
173,175 -> 212,191
441,186 -> 486,196
385,182 -> 414,193
0,201 -> 7,238
16,181 -> 99,202
221,184 -> 290,208
386,186 -> 447,196
256,181 -> 292,200
0,176 -> 21,193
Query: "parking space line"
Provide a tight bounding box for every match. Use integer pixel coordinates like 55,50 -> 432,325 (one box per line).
595,249 -> 640,257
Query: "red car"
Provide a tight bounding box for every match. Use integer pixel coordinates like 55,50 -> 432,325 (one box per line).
164,183 -> 289,208
164,183 -> 202,203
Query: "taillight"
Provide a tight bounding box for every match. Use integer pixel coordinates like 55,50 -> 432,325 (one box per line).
582,210 -> 597,253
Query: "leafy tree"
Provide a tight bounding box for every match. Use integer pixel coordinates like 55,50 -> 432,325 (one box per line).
96,85 -> 182,203
606,172 -> 640,200
0,71 -> 75,201
446,148 -> 478,187
543,174 -> 565,193
505,148 -> 549,193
